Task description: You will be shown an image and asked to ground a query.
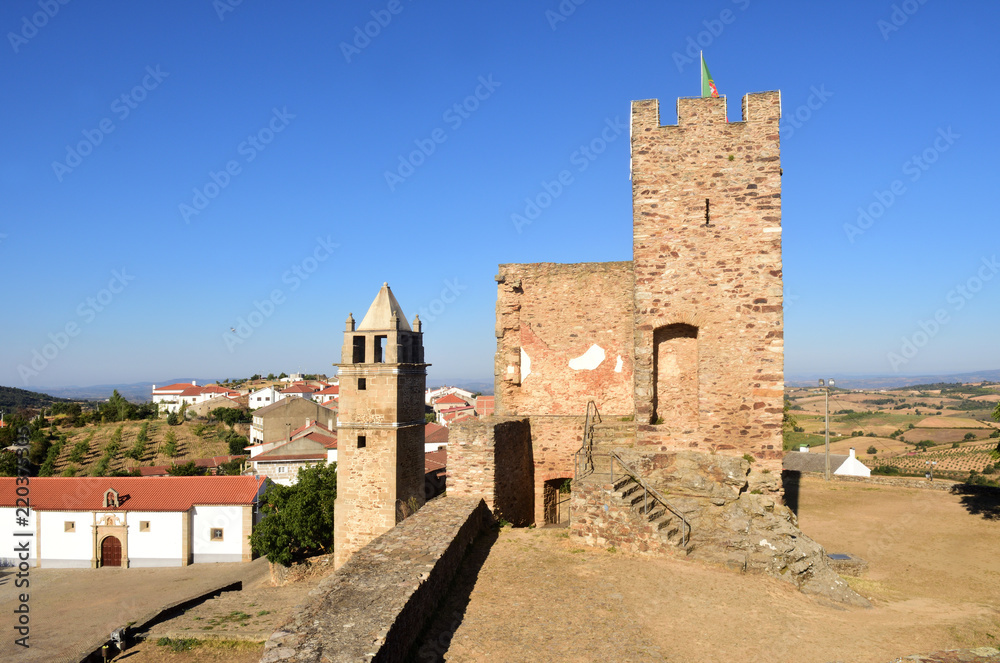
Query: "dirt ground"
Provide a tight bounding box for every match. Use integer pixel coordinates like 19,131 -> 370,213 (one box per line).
65,478 -> 999,663
415,477 -> 1000,663
0,558 -> 267,663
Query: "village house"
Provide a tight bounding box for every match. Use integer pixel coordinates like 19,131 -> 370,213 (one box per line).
281,383 -> 318,399
425,386 -> 475,405
249,397 -> 337,446
312,384 -> 340,405
248,385 -> 285,410
151,382 -> 240,414
783,447 -> 872,478
247,421 -> 338,485
0,476 -> 267,568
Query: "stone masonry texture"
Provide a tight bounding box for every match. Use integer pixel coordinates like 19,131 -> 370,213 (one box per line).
261,496 -> 493,663
449,417 -> 534,526
631,93 -> 783,464
334,303 -> 427,570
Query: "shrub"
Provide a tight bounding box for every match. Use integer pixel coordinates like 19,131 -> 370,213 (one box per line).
872,465 -> 901,476
866,445 -> 878,455
964,432 -> 977,441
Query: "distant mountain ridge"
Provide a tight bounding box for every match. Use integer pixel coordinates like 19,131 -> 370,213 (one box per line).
33,379 -> 217,404
786,369 -> 1000,391
0,385 -> 75,411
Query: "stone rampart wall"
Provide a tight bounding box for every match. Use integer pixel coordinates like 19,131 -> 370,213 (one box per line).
449,417 -> 533,526
261,496 -> 492,663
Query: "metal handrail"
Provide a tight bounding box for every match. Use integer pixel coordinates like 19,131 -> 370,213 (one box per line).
574,401 -> 601,478
605,450 -> 691,547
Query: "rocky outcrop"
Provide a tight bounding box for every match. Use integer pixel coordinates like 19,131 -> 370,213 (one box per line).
573,449 -> 869,607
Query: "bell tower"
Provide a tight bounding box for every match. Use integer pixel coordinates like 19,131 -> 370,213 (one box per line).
333,283 -> 428,570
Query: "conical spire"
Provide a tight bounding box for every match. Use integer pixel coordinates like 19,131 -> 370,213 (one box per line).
357,282 -> 412,331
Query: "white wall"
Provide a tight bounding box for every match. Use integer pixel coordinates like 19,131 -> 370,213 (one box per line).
126,511 -> 184,567
191,505 -> 245,563
0,507 -> 37,567
39,511 -> 92,568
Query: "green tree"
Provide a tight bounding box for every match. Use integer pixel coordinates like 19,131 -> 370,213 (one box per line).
866,445 -> 878,455
163,430 -> 178,457
226,431 -> 249,456
278,372 -> 288,380
210,407 -> 251,428
167,461 -> 207,476
218,458 -> 245,475
250,462 -> 337,566
782,397 -> 797,432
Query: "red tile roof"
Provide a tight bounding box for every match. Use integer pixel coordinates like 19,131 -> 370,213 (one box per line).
287,421 -> 335,439
314,385 -> 340,395
440,405 -> 474,414
425,423 -> 448,447
425,448 -> 446,474
154,383 -> 198,392
434,393 -> 468,405
282,384 -> 317,394
0,476 -> 267,511
298,432 -> 337,449
140,455 -> 246,476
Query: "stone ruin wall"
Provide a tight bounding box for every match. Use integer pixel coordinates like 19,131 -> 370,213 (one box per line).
631,93 -> 784,471
493,261 -> 635,522
263,497 -> 493,663
448,417 -> 534,526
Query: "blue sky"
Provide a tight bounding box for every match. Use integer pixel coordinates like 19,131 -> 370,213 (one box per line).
1,0 -> 997,390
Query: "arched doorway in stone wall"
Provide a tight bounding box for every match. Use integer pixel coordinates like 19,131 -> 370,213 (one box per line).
100,536 -> 122,567
651,323 -> 699,429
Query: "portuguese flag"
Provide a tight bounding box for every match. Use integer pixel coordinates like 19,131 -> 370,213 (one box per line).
701,52 -> 719,98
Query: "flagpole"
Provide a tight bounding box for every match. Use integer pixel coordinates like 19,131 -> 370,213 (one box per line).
700,50 -> 703,96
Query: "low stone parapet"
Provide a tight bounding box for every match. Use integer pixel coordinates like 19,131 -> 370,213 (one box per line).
829,474 -> 957,492
260,496 -> 493,663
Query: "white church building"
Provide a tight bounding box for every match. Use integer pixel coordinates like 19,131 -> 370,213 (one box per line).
0,476 -> 268,568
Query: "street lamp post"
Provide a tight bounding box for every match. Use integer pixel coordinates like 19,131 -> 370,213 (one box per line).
926,460 -> 937,481
819,379 -> 835,480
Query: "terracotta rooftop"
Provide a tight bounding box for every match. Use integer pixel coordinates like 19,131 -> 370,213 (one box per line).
153,383 -> 198,392
425,448 -> 446,474
282,384 -> 317,394
314,385 -> 340,395
434,393 -> 469,405
139,455 -> 246,476
425,423 -> 449,447
0,476 -> 267,511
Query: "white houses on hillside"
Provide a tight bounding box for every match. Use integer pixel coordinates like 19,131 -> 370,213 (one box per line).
0,476 -> 268,568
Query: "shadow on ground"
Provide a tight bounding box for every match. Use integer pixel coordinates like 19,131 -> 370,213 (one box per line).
406,525 -> 500,663
951,483 -> 1000,520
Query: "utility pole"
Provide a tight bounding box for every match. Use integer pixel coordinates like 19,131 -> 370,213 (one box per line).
820,379 -> 835,480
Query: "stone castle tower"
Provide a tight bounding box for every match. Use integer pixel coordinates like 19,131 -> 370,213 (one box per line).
631,92 -> 784,454
333,283 -> 428,570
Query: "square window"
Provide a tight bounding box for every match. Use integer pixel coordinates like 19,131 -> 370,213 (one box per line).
210,528 -> 224,541
64,521 -> 75,532
357,435 -> 366,449
358,378 -> 366,391
140,521 -> 150,532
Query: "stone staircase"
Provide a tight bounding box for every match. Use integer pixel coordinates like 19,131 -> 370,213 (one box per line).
571,469 -> 692,556
612,475 -> 688,547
